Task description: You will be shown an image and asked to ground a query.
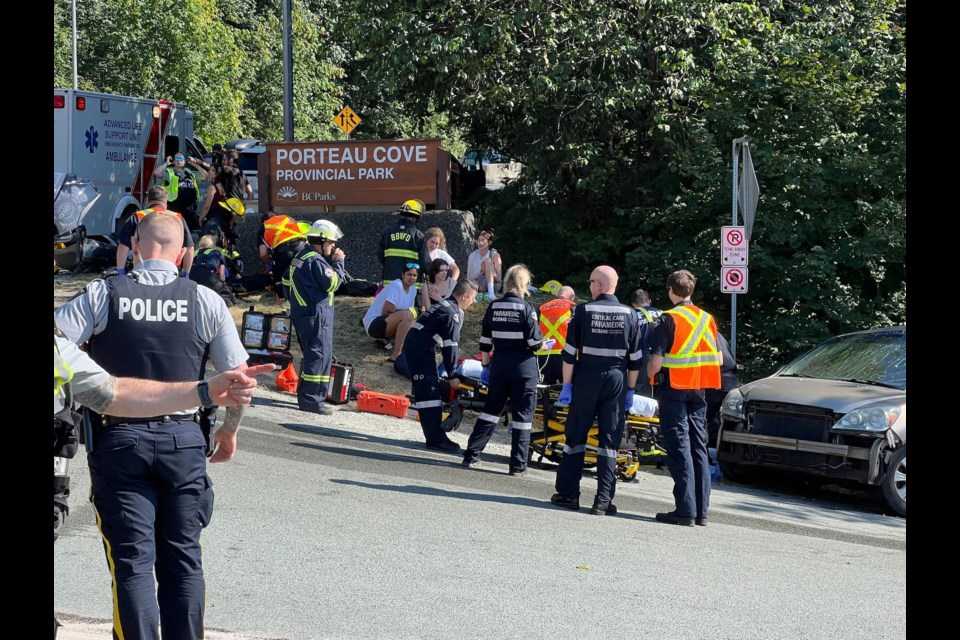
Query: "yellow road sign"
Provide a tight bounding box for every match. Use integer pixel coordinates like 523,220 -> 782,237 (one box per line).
334,106 -> 361,136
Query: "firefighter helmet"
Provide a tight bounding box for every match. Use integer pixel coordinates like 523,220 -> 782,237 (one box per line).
307,219 -> 344,242
218,197 -> 246,217
399,199 -> 426,217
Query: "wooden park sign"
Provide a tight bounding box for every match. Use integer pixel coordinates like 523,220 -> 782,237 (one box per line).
259,138 -> 454,212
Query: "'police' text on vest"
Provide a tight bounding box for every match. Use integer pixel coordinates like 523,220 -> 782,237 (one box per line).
118,297 -> 189,322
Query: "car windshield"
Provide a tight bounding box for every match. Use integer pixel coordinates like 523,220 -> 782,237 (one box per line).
779,329 -> 906,390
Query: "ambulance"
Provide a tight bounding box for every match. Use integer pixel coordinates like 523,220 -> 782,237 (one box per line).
53,89 -> 207,239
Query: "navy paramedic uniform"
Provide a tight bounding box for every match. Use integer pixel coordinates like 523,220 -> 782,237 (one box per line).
54,259 -> 248,640
635,305 -> 662,398
189,247 -> 236,305
401,297 -> 465,448
463,293 -> 543,472
378,217 -> 431,287
283,245 -> 345,413
554,294 -> 642,509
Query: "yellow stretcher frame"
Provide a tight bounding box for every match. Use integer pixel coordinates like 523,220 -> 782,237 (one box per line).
444,380 -> 668,482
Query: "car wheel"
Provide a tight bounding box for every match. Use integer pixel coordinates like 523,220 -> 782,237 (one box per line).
719,461 -> 756,485
881,446 -> 906,517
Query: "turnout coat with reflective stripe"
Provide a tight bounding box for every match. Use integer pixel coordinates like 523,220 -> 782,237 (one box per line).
561,293 -> 642,373
660,302 -> 721,390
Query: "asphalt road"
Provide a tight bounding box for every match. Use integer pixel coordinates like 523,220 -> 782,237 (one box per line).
55,385 -> 906,639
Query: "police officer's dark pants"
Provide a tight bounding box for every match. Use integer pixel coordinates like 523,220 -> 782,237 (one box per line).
292,303 -> 334,412
407,350 -> 447,445
88,419 -> 214,640
637,354 -> 654,398
465,356 -> 538,471
659,385 -> 710,519
555,367 -> 625,506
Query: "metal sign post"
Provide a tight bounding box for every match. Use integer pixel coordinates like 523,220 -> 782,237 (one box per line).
727,137 -> 759,360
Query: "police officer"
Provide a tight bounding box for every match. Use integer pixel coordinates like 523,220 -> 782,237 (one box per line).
54,212 -> 257,639
462,265 -> 543,475
648,269 -> 722,527
535,284 -> 576,385
283,219 -> 346,416
401,278 -> 479,452
116,185 -> 195,277
550,266 -> 642,515
153,152 -> 209,230
379,199 -> 432,309
628,288 -> 663,398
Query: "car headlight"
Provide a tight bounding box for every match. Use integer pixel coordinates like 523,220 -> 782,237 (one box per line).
833,403 -> 903,432
720,388 -> 745,421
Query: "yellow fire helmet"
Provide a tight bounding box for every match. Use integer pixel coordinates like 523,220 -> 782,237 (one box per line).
297,221 -> 312,236
539,280 -> 563,296
399,199 -> 426,217
218,197 -> 246,217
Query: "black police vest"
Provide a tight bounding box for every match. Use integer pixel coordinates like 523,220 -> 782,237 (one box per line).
89,274 -> 209,382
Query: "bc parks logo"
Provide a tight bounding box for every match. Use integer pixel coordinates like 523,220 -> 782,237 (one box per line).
84,126 -> 99,153
277,186 -> 298,202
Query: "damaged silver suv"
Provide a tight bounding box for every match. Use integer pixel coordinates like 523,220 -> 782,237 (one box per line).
717,326 -> 906,516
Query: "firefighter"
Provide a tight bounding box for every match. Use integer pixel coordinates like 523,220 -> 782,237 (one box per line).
462,265 -> 544,475
401,279 -> 479,452
535,283 -> 576,385
283,219 -> 346,416
53,212 -> 260,639
262,214 -> 308,300
379,199 -> 432,309
648,269 -> 722,527
550,266 -> 642,515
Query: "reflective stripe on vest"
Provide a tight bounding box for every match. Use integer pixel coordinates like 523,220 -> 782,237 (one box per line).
662,305 -> 721,389
384,248 -> 419,259
136,206 -> 183,221
284,251 -> 319,307
536,299 -> 574,355
637,307 -> 654,323
164,167 -> 197,199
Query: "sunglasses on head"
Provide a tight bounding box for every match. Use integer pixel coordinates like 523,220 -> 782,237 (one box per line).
405,263 -> 420,270
174,156 -> 185,161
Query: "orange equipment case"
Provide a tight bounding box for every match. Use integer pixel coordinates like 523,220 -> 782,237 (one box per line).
356,391 -> 411,419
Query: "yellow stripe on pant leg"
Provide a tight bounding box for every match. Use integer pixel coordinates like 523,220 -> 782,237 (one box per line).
91,495 -> 127,640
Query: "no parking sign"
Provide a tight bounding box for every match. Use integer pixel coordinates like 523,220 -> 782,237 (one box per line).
721,267 -> 748,293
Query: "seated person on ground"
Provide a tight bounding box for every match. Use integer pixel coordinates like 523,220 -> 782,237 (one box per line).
424,227 -> 461,283
466,229 -> 502,299
362,263 -> 421,362
425,258 -> 456,304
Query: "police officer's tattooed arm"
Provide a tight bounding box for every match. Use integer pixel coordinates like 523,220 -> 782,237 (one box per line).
74,368 -> 272,417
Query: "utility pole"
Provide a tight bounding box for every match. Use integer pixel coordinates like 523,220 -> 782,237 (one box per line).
282,0 -> 294,140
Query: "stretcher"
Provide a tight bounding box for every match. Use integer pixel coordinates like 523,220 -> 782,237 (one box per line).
442,378 -> 668,482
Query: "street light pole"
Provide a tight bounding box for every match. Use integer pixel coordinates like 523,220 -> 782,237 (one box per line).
282,0 -> 294,141
72,0 -> 78,89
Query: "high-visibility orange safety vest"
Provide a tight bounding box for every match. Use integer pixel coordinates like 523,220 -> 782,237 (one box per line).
135,206 -> 182,221
264,215 -> 305,250
535,298 -> 576,355
661,304 -> 721,389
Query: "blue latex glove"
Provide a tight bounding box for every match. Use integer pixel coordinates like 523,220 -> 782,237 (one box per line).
479,366 -> 491,385
556,383 -> 573,406
116,267 -> 125,276
625,389 -> 635,413
438,363 -> 448,379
